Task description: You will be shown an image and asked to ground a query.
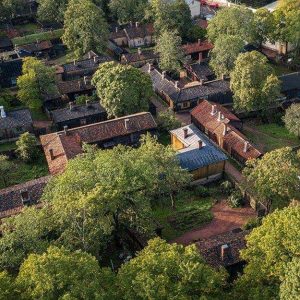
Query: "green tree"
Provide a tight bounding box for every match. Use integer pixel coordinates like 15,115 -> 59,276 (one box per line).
0,271 -> 18,300
243,147 -> 300,211
230,51 -> 280,112
62,0 -> 109,59
234,207 -> 300,299
15,132 -> 38,163
210,35 -> 244,78
17,246 -> 115,300
92,62 -> 153,117
17,57 -> 56,110
109,0 -> 147,24
118,237 -> 226,299
157,109 -> 181,132
155,30 -> 184,73
280,258 -> 300,300
0,155 -> 15,188
37,0 -> 67,23
0,207 -> 51,272
0,0 -> 27,21
253,8 -> 275,47
187,25 -> 207,43
207,6 -> 255,43
283,103 -> 300,138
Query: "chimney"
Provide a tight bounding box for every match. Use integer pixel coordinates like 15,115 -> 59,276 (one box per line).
211,105 -> 216,116
174,81 -> 179,89
221,74 -> 225,80
221,244 -> 231,261
0,106 -> 6,118
93,56 -> 97,63
199,78 -> 204,85
49,149 -> 55,160
63,125 -> 68,135
115,26 -> 118,32
217,111 -> 221,122
125,118 -> 130,130
198,140 -> 203,149
88,52 -> 91,59
69,102 -> 74,111
223,124 -> 227,136
135,22 -> 139,28
198,39 -> 201,45
243,141 -> 249,153
86,99 -> 91,107
84,76 -> 88,85
162,71 -> 166,79
130,21 -> 133,27
138,47 -> 142,55
148,63 -> 152,73
73,59 -> 76,66
183,128 -> 188,139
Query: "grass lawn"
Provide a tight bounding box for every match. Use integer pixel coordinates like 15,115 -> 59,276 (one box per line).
30,108 -> 49,121
0,141 -> 17,152
243,123 -> 300,152
157,131 -> 170,146
0,152 -> 49,189
152,191 -> 213,241
14,23 -> 40,35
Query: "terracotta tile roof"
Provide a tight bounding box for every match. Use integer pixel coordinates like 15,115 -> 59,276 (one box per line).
40,112 -> 157,174
19,40 -> 53,53
191,100 -> 262,160
196,19 -> 208,29
196,229 -> 249,268
182,40 -> 213,55
0,176 -> 51,219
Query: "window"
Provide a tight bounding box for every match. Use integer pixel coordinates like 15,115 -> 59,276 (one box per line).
182,102 -> 189,108
20,190 -> 30,205
80,118 -> 87,125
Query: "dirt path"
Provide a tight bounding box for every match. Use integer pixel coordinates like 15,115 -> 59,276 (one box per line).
172,200 -> 256,245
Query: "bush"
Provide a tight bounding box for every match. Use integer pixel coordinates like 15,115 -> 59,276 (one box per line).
227,190 -> 244,208
157,110 -> 181,132
243,217 -> 262,230
15,132 -> 38,163
194,186 -> 210,197
220,180 -> 233,195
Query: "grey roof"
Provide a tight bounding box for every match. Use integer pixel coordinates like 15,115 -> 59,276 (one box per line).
52,102 -> 106,123
141,64 -> 231,104
0,108 -> 33,130
0,58 -> 23,79
171,124 -> 227,171
280,72 -> 300,93
189,62 -> 214,81
122,50 -> 158,63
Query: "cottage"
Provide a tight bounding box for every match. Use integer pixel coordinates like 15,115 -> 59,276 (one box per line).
279,72 -> 300,99
0,58 -> 23,88
51,101 -> 107,130
40,112 -> 157,174
184,62 -> 215,82
0,107 -> 33,141
170,124 -> 227,182
109,28 -> 128,47
17,40 -> 53,58
0,176 -> 51,219
142,64 -> 232,111
182,40 -> 213,62
191,100 -> 262,164
125,23 -> 154,48
121,48 -> 159,67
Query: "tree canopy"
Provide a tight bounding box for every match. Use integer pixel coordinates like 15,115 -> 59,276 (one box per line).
62,0 -> 109,58
210,35 -> 244,78
92,62 -> 153,117
118,237 -> 226,299
17,246 -> 114,299
37,0 -> 67,23
243,147 -> 300,211
155,30 -> 184,73
15,132 -> 38,163
283,103 -> 300,138
230,51 -> 280,112
17,57 -> 57,110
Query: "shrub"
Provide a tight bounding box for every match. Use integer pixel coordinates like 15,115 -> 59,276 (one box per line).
243,217 -> 262,230
15,132 -> 38,163
220,180 -> 233,195
227,190 -> 244,208
157,110 -> 181,132
194,186 -> 210,197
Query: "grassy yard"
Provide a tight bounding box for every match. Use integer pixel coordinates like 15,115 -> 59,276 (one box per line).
157,131 -> 170,146
243,122 -> 300,152
0,141 -> 17,152
0,152 -> 49,189
152,190 -> 213,241
30,108 -> 49,121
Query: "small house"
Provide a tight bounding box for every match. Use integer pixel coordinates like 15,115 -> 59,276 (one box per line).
0,107 -> 33,141
0,58 -> 23,88
184,62 -> 215,82
182,40 -> 213,62
170,124 -> 227,182
121,48 -> 159,67
17,40 -> 53,58
124,23 -> 154,48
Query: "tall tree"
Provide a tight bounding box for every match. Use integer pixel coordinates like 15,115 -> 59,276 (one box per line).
210,35 -> 244,78
62,0 -> 109,59
17,57 -> 56,110
207,6 -> 255,43
0,0 -> 27,21
92,62 -> 153,117
0,271 -> 18,300
230,51 -> 280,112
15,132 -> 38,163
283,103 -> 300,138
37,0 -> 68,23
0,155 -> 15,188
243,147 -> 300,211
109,0 -> 147,24
155,30 -> 184,73
17,246 -> 115,299
234,207 -> 300,300
118,237 -> 226,299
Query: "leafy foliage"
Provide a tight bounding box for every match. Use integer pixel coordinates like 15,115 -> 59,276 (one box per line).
283,103 -> 300,137
227,190 -> 244,208
15,132 -> 38,163
230,51 -> 280,112
0,155 -> 15,188
117,238 -> 226,299
62,0 -> 109,58
0,271 -> 18,300
37,0 -> 67,23
92,62 -> 153,117
156,109 -> 181,132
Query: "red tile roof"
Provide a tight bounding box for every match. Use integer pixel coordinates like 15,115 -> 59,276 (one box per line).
196,19 -> 208,29
40,112 -> 157,174
191,100 -> 262,161
182,40 -> 213,55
